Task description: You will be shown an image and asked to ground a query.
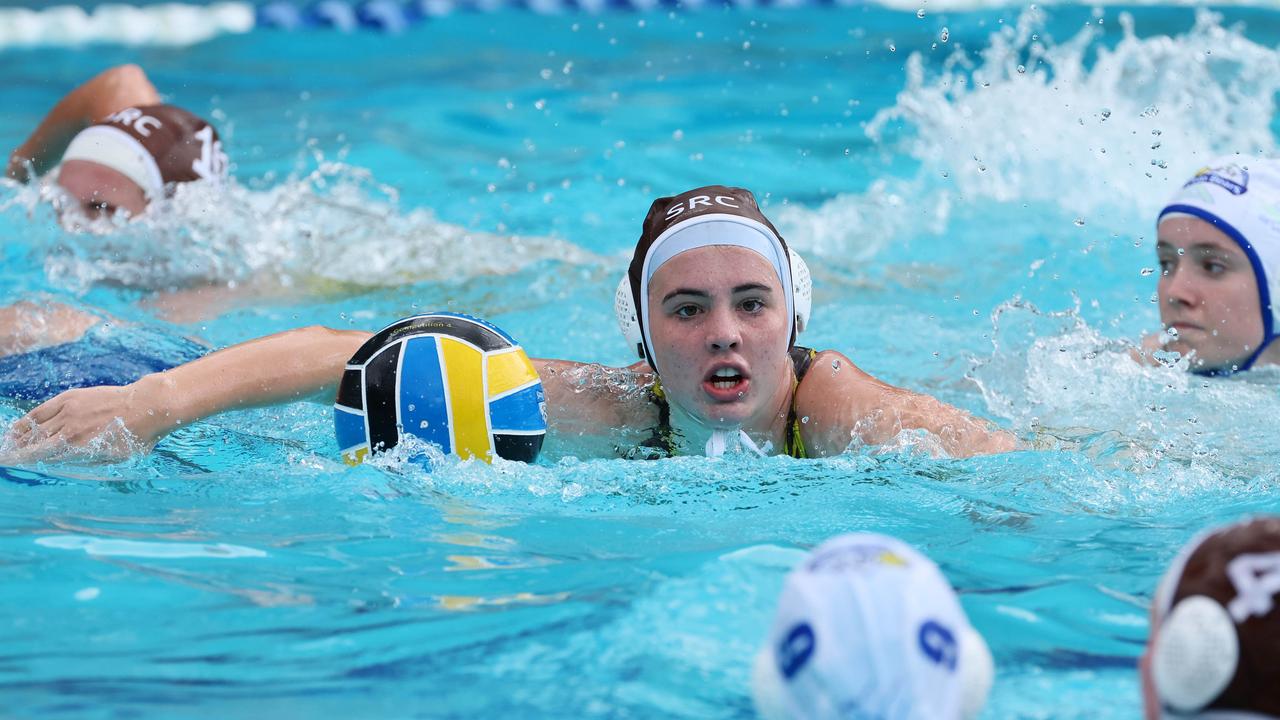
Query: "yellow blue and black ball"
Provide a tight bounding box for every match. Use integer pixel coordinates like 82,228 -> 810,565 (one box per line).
333,313 -> 547,465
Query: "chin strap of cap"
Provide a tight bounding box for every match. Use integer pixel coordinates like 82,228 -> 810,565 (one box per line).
1191,334 -> 1278,377
706,428 -> 767,458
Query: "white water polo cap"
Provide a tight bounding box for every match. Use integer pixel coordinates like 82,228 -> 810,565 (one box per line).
617,185 -> 811,372
1158,158 -> 1280,372
1149,516 -> 1280,719
61,104 -> 227,200
752,533 -> 994,720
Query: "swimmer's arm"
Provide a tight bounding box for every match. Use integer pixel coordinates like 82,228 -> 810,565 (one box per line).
7,64 -> 161,182
532,358 -> 654,436
799,351 -> 1017,458
3,326 -> 370,462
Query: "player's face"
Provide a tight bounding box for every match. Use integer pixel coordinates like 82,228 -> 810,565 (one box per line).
56,159 -> 149,224
646,245 -> 792,428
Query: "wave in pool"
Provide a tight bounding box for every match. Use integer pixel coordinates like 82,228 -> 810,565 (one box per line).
775,8 -> 1280,265
0,148 -> 603,296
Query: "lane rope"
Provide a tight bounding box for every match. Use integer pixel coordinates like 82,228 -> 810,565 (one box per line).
0,0 -> 867,49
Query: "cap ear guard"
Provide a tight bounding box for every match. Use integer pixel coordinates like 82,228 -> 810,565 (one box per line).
614,247 -> 813,360
958,625 -> 994,720
1152,595 -> 1240,714
789,247 -> 811,335
750,646 -> 790,720
751,623 -> 993,720
615,275 -> 645,360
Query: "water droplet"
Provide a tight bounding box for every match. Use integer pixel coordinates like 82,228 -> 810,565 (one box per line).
539,68 -> 552,80
1151,159 -> 1168,169
407,404 -> 416,411
801,416 -> 811,424
939,27 -> 949,43
1100,108 -> 1112,120
831,359 -> 841,371
1151,141 -> 1162,150
419,420 -> 430,429
889,44 -> 897,53
1140,267 -> 1155,276
1073,217 -> 1085,227
916,7 -> 925,18
1016,64 -> 1026,73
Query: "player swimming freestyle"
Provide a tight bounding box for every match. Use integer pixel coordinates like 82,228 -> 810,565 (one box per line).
1,64 -> 228,359
1,185 -> 1016,463
6,64 -> 227,221
1141,157 -> 1280,375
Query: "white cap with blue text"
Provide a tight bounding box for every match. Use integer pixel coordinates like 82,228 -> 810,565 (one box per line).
752,533 -> 994,720
1159,157 -> 1280,371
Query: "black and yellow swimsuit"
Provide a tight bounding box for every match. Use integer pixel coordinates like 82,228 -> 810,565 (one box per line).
636,346 -> 818,459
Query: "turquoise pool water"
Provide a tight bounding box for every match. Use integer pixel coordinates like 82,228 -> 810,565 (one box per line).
2,4 -> 1280,717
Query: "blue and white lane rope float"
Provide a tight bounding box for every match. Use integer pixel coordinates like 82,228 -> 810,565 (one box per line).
0,0 -> 869,49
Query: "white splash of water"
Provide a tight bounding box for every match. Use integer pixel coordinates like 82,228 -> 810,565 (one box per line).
2,153 -> 602,294
777,9 -> 1280,261
968,299 -> 1280,487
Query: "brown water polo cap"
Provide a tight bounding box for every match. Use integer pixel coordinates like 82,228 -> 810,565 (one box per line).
624,185 -> 796,373
61,104 -> 227,198
1152,516 -> 1280,717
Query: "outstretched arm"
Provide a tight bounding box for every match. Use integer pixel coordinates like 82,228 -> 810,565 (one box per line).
534,359 -> 653,455
799,351 -> 1017,458
7,64 -> 160,182
2,325 -> 370,462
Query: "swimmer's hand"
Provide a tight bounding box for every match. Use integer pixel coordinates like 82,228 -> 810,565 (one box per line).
1,325 -> 372,464
1131,332 -> 1165,366
2,376 -> 175,463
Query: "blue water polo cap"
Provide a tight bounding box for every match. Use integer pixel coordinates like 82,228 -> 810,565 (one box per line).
333,313 -> 547,465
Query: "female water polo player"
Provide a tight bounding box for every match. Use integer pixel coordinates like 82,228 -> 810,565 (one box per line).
2,185 -> 1015,463
1,65 -> 229,357
1141,157 -> 1280,374
7,64 -> 227,220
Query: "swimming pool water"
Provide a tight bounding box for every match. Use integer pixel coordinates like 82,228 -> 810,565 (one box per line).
2,3 -> 1280,717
